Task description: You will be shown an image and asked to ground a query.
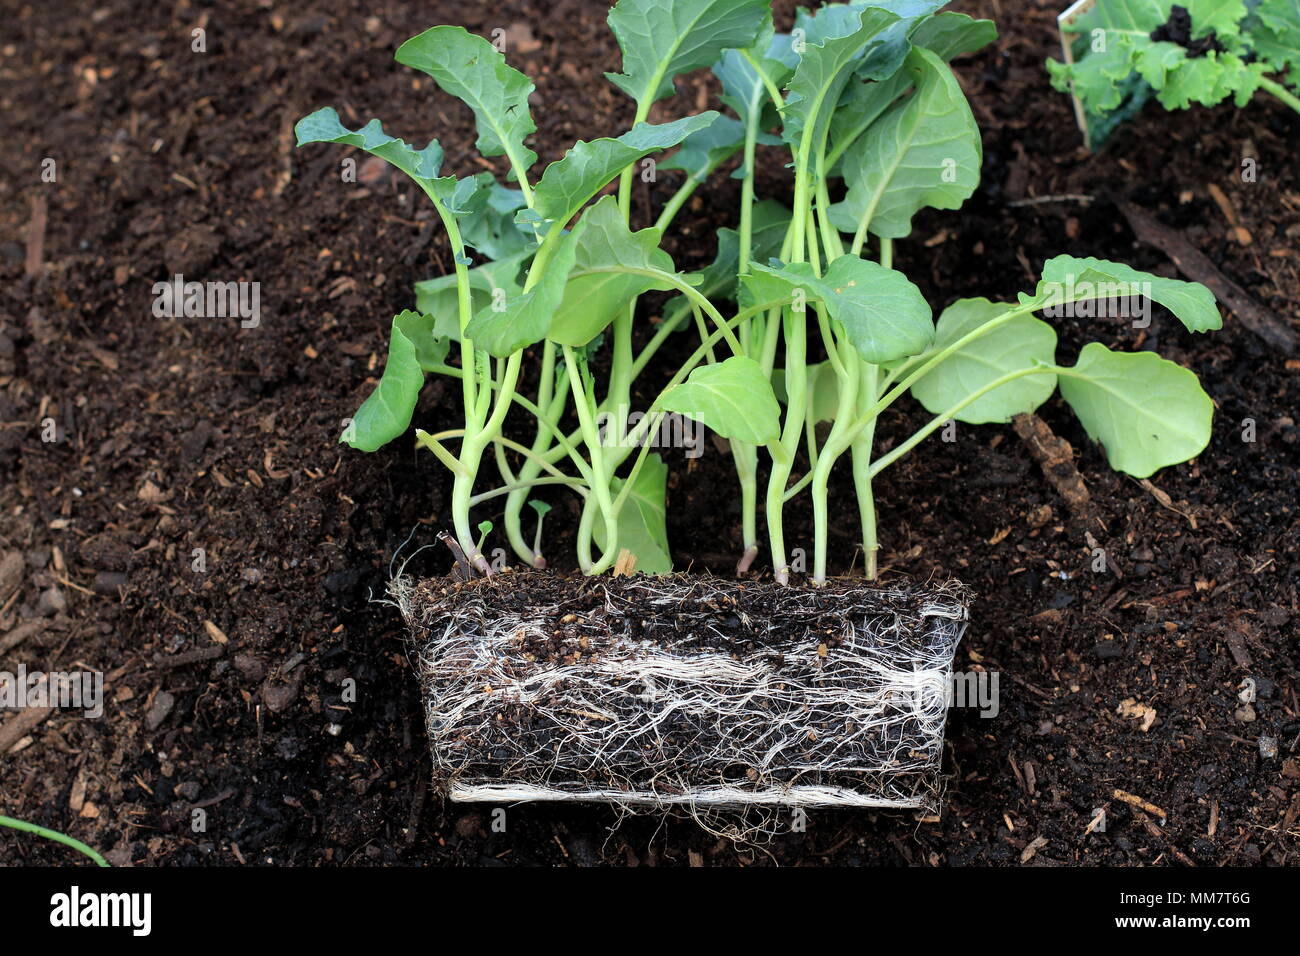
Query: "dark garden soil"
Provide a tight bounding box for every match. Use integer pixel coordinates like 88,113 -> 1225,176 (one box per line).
1,0 -> 1297,866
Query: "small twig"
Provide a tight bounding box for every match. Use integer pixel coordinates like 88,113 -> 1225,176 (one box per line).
613,549 -> 638,577
1007,193 -> 1094,208
437,531 -> 474,581
25,195 -> 47,279
1113,788 -> 1166,822
1012,413 -> 1092,517
1119,201 -> 1296,353
0,621 -> 45,655
152,645 -> 224,669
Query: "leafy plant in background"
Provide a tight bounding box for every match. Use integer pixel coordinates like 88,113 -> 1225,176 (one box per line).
1048,0 -> 1300,146
296,0 -> 1221,585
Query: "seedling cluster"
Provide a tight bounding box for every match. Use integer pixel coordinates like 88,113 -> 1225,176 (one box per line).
1049,0 -> 1300,146
298,0 -> 1221,585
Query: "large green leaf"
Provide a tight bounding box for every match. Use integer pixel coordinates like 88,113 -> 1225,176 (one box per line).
596,454 -> 672,574
342,311 -> 445,452
1058,342 -> 1214,478
549,196 -> 679,347
413,250 -> 531,340
394,26 -> 538,179
657,356 -> 781,444
532,114 -> 720,227
1035,256 -> 1221,333
464,233 -> 581,356
910,298 -> 1057,424
830,46 -> 981,240
911,11 -> 998,60
782,5 -> 903,151
606,0 -> 771,106
295,108 -> 445,190
744,255 -> 933,364
827,68 -> 913,174
818,255 -> 934,361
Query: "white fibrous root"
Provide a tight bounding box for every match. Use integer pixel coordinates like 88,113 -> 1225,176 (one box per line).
396,572 -> 970,823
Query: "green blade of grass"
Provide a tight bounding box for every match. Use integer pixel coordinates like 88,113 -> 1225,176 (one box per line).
0,814 -> 110,867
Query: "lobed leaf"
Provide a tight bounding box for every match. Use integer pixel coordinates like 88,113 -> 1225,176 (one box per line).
394,26 -> 538,179
1036,256 -> 1221,333
1251,0 -> 1300,73
532,114 -> 720,228
342,311 -> 445,452
606,0 -> 772,107
295,108 -> 445,188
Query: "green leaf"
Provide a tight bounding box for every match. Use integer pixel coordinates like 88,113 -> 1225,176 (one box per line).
1186,0 -> 1247,39
1157,51 -> 1260,109
819,255 -> 934,362
295,108 -> 445,188
1252,0 -> 1300,73
413,249 -> 531,341
1059,342 -> 1214,478
532,114 -> 720,227
910,298 -> 1057,424
394,26 -> 538,179
294,108 -> 500,218
830,46 -> 981,240
459,183 -> 533,260
606,0 -> 771,107
783,5 -> 903,151
794,1 -> 947,80
596,454 -> 672,574
745,255 -> 933,364
464,233 -> 581,356
910,11 -> 999,60
394,309 -> 451,372
549,196 -> 679,347
827,68 -> 913,173
658,356 -> 781,444
1036,256 -> 1222,333
342,311 -> 435,452
658,115 -> 747,182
